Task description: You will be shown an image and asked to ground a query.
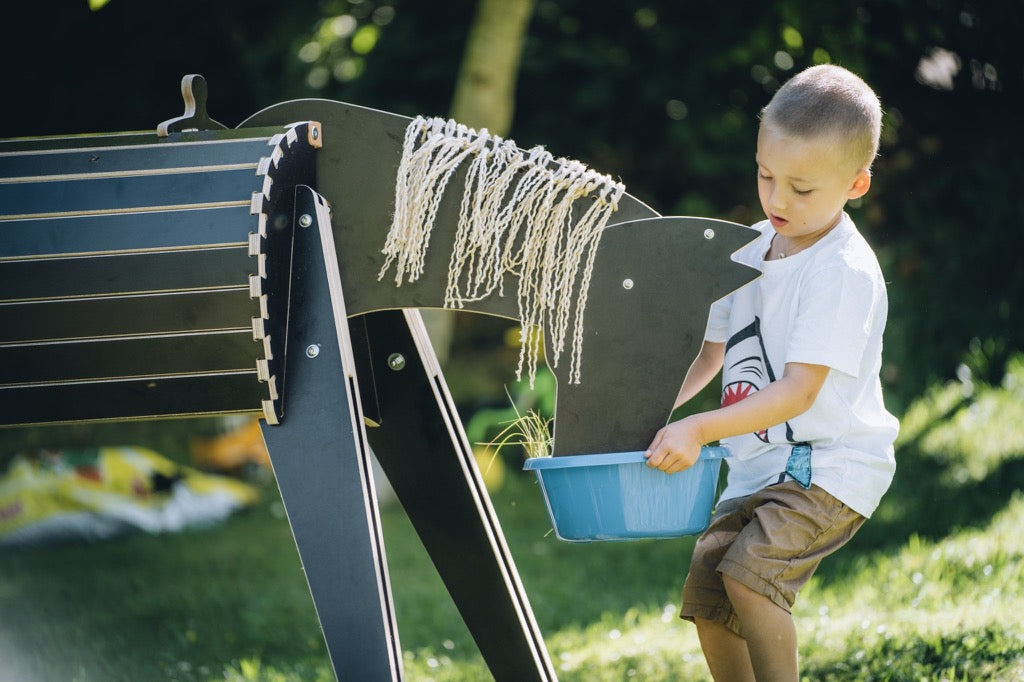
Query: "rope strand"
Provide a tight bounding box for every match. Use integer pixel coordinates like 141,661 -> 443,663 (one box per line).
380,116 -> 624,386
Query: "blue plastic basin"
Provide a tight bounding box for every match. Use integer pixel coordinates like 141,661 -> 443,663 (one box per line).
523,447 -> 728,542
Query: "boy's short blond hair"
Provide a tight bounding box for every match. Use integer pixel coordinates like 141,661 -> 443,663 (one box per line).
760,64 -> 882,172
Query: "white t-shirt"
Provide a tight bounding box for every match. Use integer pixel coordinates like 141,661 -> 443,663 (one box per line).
705,213 -> 898,517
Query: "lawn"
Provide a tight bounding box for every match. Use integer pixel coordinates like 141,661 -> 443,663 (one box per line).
2,356 -> 1024,681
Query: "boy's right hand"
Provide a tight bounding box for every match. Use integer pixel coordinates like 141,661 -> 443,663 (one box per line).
644,417 -> 705,474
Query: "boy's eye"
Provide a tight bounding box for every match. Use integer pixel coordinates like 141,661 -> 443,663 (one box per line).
793,187 -> 813,196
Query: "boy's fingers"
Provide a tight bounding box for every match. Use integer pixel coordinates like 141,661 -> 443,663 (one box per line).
649,448 -> 676,471
666,457 -> 693,474
644,429 -> 665,461
658,453 -> 680,473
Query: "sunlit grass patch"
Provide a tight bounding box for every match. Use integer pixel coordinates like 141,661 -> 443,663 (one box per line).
544,605 -> 709,681
220,657 -> 335,682
797,493 -> 1024,679
901,353 -> 1024,484
919,386 -> 1024,483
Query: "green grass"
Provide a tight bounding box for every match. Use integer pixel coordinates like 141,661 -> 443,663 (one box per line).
3,355 -> 1024,681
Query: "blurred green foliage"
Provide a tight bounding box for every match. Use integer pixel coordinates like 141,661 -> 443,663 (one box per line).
2,0 -> 1019,411
339,0 -> 1024,411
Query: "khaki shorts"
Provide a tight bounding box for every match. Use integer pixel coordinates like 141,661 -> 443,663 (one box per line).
680,481 -> 865,636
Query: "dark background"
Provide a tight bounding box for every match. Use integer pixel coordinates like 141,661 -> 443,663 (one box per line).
4,0 -> 1022,411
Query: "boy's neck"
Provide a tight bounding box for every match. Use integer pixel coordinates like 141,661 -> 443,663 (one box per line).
768,212 -> 843,260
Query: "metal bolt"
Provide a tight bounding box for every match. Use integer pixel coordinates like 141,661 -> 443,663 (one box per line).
622,278 -> 634,290
299,214 -> 313,228
387,353 -> 406,371
704,228 -> 715,240
311,127 -> 320,140
306,344 -> 320,358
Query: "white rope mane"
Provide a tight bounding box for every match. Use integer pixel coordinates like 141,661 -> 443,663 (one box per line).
379,116 -> 625,386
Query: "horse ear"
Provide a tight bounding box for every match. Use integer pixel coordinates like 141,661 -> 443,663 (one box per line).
157,74 -> 227,136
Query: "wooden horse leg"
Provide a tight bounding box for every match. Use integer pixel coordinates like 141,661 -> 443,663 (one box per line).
355,309 -> 558,681
259,186 -> 402,680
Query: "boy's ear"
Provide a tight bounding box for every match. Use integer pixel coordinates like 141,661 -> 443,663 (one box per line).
847,169 -> 872,199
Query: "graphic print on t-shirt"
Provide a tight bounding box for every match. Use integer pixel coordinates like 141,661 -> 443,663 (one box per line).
721,316 -> 794,443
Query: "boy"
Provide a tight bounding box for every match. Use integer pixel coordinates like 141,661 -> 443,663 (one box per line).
645,64 -> 899,680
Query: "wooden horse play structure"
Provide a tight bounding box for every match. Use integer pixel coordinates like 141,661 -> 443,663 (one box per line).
0,75 -> 758,680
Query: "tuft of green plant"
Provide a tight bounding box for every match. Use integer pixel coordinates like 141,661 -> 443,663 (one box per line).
463,366 -> 555,460
481,393 -> 553,460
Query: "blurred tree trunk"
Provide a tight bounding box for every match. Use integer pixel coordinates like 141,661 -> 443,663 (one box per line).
421,0 -> 537,364
450,0 -> 537,134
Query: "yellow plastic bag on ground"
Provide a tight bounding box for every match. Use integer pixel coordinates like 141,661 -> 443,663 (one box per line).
0,446 -> 259,547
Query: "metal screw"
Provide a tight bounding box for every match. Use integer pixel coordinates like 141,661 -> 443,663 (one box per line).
704,228 -> 715,240
311,127 -> 320,140
387,353 -> 406,371
299,214 -> 313,228
306,344 -> 320,358
622,278 -> 634,290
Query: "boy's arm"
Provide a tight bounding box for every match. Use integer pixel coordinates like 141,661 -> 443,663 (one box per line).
646,361 -> 830,473
673,341 -> 725,409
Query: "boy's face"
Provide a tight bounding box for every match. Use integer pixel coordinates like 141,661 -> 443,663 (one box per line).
755,122 -> 870,239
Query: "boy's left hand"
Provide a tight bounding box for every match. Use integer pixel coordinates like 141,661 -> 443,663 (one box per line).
645,417 -> 704,473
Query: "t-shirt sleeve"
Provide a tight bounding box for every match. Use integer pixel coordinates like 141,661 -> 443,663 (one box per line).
786,265 -> 882,377
704,295 -> 732,343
